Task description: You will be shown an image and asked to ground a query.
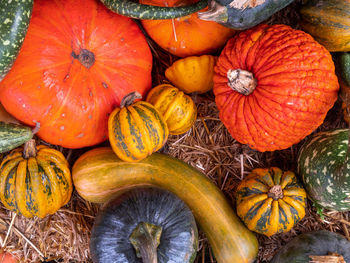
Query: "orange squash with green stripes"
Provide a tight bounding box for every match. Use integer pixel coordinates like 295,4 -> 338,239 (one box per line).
0,139 -> 72,218
236,167 -> 307,236
146,84 -> 197,135
108,92 -> 169,162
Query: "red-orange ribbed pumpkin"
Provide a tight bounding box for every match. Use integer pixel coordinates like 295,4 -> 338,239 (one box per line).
140,0 -> 235,58
213,24 -> 339,152
0,0 -> 152,149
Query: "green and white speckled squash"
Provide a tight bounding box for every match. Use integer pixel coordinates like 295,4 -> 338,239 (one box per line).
297,129 -> 350,211
0,122 -> 33,153
100,0 -> 207,19
0,0 -> 33,81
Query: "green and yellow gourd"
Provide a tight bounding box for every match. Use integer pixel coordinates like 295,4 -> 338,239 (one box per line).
0,139 -> 72,218
0,0 -> 33,80
99,0 -> 207,19
300,0 -> 350,52
108,92 -> 169,162
72,147 -> 259,263
236,167 -> 307,236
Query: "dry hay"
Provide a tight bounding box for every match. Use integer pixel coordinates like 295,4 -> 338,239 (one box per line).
0,1 -> 349,262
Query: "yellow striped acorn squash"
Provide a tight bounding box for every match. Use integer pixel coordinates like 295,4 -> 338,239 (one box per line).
236,167 -> 307,236
146,84 -> 197,135
0,139 -> 72,218
108,92 -> 169,162
72,147 -> 259,263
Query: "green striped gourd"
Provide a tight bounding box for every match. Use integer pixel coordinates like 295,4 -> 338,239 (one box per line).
0,0 -> 33,81
297,129 -> 350,211
0,122 -> 33,153
100,0 -> 207,19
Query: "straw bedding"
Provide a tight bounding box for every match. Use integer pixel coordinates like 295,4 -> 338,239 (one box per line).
0,0 -> 349,262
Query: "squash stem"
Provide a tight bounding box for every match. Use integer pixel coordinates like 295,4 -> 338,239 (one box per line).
129,222 -> 162,263
227,69 -> 257,95
23,139 -> 37,159
309,252 -> 345,263
120,92 -> 143,108
267,185 -> 283,200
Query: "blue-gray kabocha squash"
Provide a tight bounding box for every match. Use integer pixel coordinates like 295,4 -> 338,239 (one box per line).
0,0 -> 33,81
271,230 -> 350,263
297,129 -> 350,211
99,0 -> 207,19
197,0 -> 294,30
90,187 -> 198,263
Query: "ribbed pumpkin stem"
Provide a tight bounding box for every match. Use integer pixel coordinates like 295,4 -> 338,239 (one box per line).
23,139 -> 37,159
129,222 -> 162,263
120,92 -> 143,108
227,69 -> 257,95
267,185 -> 283,200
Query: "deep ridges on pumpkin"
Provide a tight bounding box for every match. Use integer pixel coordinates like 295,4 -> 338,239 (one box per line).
236,167 -> 307,236
213,24 -> 339,152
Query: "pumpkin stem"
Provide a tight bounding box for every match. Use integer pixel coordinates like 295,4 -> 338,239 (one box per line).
23,139 -> 37,159
227,69 -> 257,95
309,252 -> 345,263
197,1 -> 228,23
71,49 -> 95,69
120,92 -> 143,108
267,185 -> 283,200
129,222 -> 162,263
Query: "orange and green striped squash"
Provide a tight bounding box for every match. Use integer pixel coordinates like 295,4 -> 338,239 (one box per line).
146,84 -> 197,135
0,140 -> 72,218
108,93 -> 169,162
300,0 -> 350,52
236,167 -> 307,237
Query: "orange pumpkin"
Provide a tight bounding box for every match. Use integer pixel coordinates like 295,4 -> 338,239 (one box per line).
0,0 -> 152,149
213,24 -> 339,152
140,0 -> 235,57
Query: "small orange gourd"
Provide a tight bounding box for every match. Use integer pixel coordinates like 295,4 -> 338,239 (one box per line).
165,55 -> 217,94
146,84 -> 197,135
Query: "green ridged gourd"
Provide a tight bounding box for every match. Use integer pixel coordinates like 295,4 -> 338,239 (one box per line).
297,129 -> 350,211
99,0 -> 207,19
0,0 -> 33,81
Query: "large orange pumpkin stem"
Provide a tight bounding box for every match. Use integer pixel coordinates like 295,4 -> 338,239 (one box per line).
71,49 -> 95,69
227,69 -> 257,95
23,139 -> 37,159
268,185 -> 283,200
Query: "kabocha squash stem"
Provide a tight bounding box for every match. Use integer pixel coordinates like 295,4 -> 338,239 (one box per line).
73,148 -> 259,263
23,139 -> 37,159
129,222 -> 162,263
100,0 -> 208,19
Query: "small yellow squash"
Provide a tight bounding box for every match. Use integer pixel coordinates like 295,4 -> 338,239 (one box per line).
0,139 -> 72,218
146,84 -> 197,135
165,55 -> 217,94
236,167 -> 307,237
108,92 -> 169,162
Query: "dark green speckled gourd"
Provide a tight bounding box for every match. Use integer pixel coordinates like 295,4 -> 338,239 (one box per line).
90,187 -> 198,263
198,0 -> 294,30
99,0 -> 207,19
298,129 -> 350,211
271,230 -> 350,263
0,0 -> 33,81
